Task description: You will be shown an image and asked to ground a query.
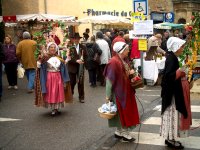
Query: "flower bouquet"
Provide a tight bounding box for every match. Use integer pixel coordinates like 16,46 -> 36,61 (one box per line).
129,60 -> 144,89
130,73 -> 144,89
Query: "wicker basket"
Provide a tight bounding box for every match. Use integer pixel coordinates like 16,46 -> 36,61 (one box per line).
98,107 -> 116,119
131,79 -> 144,89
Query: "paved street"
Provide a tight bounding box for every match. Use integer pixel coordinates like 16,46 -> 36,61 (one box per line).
0,73 -> 199,150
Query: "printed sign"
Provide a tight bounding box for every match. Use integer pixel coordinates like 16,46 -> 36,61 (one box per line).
138,39 -> 147,51
133,20 -> 153,35
165,12 -> 174,23
131,12 -> 145,22
133,0 -> 148,16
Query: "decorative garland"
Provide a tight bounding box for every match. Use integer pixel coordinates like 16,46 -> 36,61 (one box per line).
33,21 -> 68,59
180,12 -> 200,82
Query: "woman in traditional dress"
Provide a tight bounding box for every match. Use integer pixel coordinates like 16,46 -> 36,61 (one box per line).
35,42 -> 72,116
104,42 -> 140,142
160,37 -> 192,149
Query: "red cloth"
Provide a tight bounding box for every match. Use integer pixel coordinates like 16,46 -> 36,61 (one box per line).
111,36 -> 125,56
44,72 -> 65,104
104,55 -> 140,127
180,78 -> 192,130
3,16 -> 16,22
51,35 -> 61,45
130,39 -> 140,59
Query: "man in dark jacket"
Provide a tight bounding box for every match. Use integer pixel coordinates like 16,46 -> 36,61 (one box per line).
0,42 -> 5,101
67,33 -> 87,103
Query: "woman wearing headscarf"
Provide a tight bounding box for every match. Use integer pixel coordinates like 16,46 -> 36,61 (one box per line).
160,37 -> 192,149
35,42 -> 71,116
104,42 -> 140,142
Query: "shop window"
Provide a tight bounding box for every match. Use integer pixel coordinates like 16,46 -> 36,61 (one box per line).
178,18 -> 186,24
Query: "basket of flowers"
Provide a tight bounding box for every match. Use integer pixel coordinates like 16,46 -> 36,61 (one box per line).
130,74 -> 144,89
98,102 -> 117,119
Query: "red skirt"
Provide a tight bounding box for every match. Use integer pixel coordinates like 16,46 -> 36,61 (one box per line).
116,86 -> 140,127
44,72 -> 65,104
180,78 -> 192,130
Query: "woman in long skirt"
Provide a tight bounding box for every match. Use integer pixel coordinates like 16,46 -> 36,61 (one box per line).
35,42 -> 71,116
160,37 -> 192,149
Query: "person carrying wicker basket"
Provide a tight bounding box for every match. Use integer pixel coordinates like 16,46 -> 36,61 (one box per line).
103,42 -> 140,142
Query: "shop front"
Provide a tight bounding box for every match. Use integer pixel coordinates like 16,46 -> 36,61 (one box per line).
2,0 -> 134,40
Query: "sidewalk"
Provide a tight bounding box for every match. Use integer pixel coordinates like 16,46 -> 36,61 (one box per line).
108,91 -> 200,150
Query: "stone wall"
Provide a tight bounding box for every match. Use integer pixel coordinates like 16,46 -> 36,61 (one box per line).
2,0 -> 39,15
173,2 -> 200,23
148,0 -> 173,12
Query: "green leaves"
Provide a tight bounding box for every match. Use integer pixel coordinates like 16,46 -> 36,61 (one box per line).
180,12 -> 200,67
32,21 -> 68,59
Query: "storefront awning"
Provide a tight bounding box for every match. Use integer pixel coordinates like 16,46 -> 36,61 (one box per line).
154,22 -> 184,30
78,15 -> 131,25
0,14 -> 80,26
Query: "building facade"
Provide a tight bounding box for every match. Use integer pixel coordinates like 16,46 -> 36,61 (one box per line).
172,0 -> 200,23
2,0 -> 133,36
1,0 -> 200,37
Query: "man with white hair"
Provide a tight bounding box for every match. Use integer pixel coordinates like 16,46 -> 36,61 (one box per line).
96,31 -> 111,86
16,31 -> 37,93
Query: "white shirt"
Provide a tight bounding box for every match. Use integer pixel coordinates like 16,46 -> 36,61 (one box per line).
96,39 -> 111,65
75,44 -> 80,54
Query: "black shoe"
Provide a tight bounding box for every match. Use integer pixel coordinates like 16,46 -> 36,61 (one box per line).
55,109 -> 61,115
121,137 -> 135,143
51,110 -> 56,116
100,82 -> 105,86
79,99 -> 85,103
114,133 -> 123,139
165,139 -> 184,149
91,84 -> 97,88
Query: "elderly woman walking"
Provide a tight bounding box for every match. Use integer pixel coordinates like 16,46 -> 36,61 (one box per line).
104,42 -> 140,142
160,37 -> 192,149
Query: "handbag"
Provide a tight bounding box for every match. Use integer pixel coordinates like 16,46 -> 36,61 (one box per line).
17,64 -> 25,78
130,74 -> 144,89
93,53 -> 100,64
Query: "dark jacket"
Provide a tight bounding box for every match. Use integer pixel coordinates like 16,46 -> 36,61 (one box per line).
0,43 -> 5,63
67,43 -> 87,74
161,52 -> 187,118
85,42 -> 102,70
3,44 -> 18,63
161,37 -> 169,52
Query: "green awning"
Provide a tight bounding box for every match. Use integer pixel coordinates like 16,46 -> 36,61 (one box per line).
154,22 -> 184,30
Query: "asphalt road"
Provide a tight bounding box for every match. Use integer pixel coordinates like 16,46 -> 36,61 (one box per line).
2,72 -> 198,150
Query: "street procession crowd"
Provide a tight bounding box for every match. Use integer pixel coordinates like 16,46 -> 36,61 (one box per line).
0,26 -> 193,149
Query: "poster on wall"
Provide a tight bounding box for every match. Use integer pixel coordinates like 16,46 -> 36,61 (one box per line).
133,20 -> 153,35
